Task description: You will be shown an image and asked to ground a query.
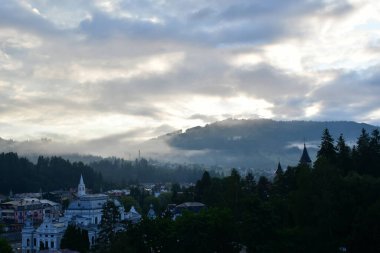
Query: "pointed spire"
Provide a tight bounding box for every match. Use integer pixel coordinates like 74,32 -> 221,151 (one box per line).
299,143 -> 312,166
78,174 -> 86,197
276,162 -> 283,175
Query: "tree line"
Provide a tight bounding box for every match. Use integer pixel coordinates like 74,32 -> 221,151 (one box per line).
0,153 -> 221,195
94,128 -> 380,253
0,153 -> 106,194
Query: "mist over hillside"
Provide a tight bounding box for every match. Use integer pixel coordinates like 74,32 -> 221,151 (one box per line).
1,119 -> 378,172
146,119 -> 379,170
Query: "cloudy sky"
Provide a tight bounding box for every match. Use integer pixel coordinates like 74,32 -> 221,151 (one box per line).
1,0 -> 380,156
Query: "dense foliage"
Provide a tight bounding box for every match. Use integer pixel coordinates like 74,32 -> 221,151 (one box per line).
61,225 -> 90,253
0,153 -> 106,194
106,208 -> 239,253
96,201 -> 121,250
99,128 -> 380,253
0,238 -> 13,253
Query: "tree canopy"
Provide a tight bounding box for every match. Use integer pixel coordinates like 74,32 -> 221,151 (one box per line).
97,127 -> 380,253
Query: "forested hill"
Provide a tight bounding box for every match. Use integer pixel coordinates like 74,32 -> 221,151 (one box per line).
0,153 -> 106,195
0,153 -> 220,194
156,119 -> 379,169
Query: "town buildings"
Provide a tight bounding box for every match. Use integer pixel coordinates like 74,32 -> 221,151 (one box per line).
0,198 -> 61,232
21,175 -> 133,253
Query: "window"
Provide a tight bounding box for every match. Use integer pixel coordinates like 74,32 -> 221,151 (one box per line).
34,238 -> 36,246
51,241 -> 54,248
27,238 -> 30,246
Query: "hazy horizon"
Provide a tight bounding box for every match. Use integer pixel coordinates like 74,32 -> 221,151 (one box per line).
1,0 -> 380,158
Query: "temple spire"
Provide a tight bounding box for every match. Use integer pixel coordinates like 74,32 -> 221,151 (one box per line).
299,143 -> 312,166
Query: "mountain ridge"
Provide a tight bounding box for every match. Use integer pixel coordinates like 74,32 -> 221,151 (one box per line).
150,119 -> 379,169
1,119 -> 379,171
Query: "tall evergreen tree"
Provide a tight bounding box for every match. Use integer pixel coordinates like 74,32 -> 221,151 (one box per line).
96,201 -> 121,251
195,171 -> 211,202
243,172 -> 256,193
369,129 -> 380,176
356,128 -> 371,174
61,225 -> 89,253
336,134 -> 352,175
317,128 -> 337,164
370,129 -> 380,154
257,176 -> 271,200
273,163 -> 286,195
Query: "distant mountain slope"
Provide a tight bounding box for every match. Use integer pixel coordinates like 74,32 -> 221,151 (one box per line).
153,119 -> 379,170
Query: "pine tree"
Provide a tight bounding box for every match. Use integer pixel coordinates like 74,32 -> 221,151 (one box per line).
336,134 -> 351,175
243,172 -> 256,193
317,128 -> 337,164
356,128 -> 371,174
370,129 -> 380,154
96,201 -> 121,251
257,176 -> 271,200
357,129 -> 370,153
195,171 -> 211,202
61,225 -> 89,253
369,129 -> 380,176
273,163 -> 286,195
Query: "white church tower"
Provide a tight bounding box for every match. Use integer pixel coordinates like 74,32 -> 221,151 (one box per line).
21,212 -> 35,253
78,174 -> 86,197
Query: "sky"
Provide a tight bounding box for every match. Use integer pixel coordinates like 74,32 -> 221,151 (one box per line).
1,0 -> 380,157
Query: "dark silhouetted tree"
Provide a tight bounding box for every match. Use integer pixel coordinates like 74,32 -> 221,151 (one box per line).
316,128 -> 336,164
96,201 -> 121,251
61,225 -> 89,253
336,134 -> 352,175
0,238 -> 12,253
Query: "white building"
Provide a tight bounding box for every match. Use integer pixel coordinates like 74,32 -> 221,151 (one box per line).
22,213 -> 67,253
65,175 -> 125,225
22,175 -> 126,253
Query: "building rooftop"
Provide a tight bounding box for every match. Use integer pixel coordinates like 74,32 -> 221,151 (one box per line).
299,143 -> 312,165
